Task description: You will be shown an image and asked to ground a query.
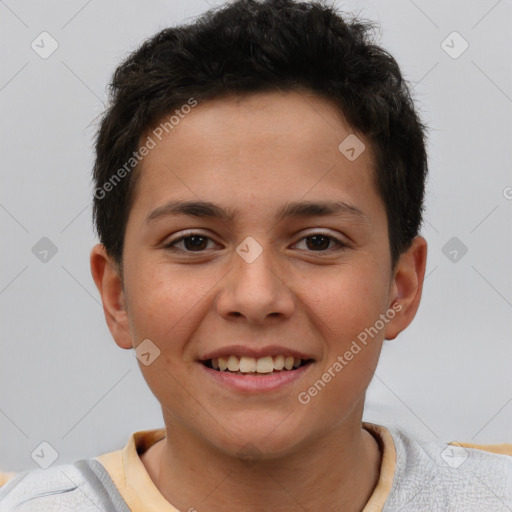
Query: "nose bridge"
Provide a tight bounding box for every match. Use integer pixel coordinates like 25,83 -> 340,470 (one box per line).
218,235 -> 295,322
237,235 -> 278,283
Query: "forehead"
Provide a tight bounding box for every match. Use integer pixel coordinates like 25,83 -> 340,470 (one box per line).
131,90 -> 382,223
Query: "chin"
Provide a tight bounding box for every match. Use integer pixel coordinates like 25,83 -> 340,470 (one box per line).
206,412 -> 310,461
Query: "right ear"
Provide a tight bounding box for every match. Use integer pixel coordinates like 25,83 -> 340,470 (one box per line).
90,243 -> 133,349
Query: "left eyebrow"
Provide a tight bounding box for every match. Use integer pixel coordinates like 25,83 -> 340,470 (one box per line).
276,200 -> 370,224
144,199 -> 370,225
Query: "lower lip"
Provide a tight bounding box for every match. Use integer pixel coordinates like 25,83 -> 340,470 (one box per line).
200,362 -> 313,392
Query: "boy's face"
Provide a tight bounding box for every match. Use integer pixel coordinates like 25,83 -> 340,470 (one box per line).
92,90 -> 426,457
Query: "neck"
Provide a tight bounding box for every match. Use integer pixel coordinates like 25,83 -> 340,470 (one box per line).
143,415 -> 382,511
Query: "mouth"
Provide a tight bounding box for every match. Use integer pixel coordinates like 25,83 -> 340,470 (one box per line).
201,355 -> 315,376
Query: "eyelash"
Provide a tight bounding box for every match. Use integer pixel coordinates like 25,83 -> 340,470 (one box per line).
164,231 -> 347,254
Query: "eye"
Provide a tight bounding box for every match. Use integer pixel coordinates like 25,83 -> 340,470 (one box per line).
164,232 -> 218,252
293,232 -> 347,252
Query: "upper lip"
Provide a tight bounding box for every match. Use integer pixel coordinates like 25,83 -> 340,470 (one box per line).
200,345 -> 315,361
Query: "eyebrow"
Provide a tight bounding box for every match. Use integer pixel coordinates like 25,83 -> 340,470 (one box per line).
145,199 -> 370,224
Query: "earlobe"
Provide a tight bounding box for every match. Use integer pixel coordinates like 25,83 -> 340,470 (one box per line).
384,236 -> 428,340
90,243 -> 133,350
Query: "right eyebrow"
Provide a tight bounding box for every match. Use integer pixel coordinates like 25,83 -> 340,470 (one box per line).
145,200 -> 237,224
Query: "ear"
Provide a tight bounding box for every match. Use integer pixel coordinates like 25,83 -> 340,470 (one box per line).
384,236 -> 428,340
90,243 -> 133,349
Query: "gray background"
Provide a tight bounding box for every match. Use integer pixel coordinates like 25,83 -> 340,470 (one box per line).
1,0 -> 511,472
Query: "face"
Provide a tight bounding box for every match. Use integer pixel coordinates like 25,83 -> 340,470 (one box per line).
92,90 -> 425,459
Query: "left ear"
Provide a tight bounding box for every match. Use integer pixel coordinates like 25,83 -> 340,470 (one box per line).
384,236 -> 428,340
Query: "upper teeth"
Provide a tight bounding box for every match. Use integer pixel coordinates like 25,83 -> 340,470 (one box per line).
212,355 -> 303,373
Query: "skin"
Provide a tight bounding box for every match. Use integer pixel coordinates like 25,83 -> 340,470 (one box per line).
91,90 -> 427,511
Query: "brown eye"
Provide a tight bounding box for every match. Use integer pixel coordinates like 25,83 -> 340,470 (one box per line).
306,235 -> 331,251
294,233 -> 346,252
165,233 -> 215,252
182,235 -> 209,251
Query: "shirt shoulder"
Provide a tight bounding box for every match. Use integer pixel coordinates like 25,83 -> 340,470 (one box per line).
0,459 -> 131,512
0,474 -> 16,488
383,426 -> 512,512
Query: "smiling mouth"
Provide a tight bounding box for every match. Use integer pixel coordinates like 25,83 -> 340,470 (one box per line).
202,355 -> 314,375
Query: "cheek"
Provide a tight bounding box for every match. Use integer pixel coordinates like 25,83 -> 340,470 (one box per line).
124,261 -> 238,377
124,262 -> 209,345
124,265 -> 210,406
299,263 -> 388,407
305,263 -> 389,344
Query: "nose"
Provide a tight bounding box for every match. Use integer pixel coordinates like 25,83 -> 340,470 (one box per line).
215,239 -> 296,325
